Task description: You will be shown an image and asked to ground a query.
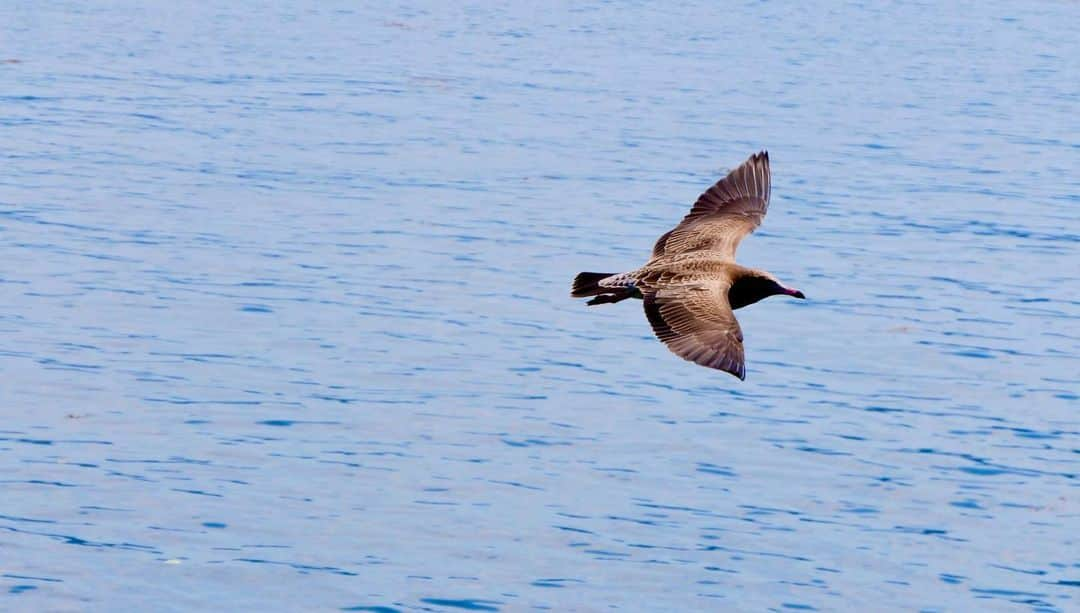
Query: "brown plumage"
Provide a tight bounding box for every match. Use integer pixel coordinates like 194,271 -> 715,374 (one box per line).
571,151 -> 804,380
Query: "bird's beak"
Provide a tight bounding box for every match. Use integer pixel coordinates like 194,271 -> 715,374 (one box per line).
786,288 -> 806,299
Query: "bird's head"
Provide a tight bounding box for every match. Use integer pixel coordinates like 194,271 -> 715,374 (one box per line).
729,270 -> 806,309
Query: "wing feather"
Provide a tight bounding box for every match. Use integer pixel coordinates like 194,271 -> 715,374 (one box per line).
652,151 -> 771,260
643,283 -> 746,380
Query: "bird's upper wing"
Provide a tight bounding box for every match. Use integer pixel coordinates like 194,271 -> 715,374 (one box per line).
643,281 -> 746,380
652,151 -> 771,260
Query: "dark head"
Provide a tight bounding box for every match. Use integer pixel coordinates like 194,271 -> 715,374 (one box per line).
729,272 -> 805,310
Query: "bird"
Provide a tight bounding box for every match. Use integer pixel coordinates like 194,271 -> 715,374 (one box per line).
570,151 -> 804,380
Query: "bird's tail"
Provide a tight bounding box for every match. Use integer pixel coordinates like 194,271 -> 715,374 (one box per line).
572,271 -> 639,306
571,272 -> 617,297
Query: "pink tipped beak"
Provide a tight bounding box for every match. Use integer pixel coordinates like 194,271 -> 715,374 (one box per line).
785,288 -> 806,299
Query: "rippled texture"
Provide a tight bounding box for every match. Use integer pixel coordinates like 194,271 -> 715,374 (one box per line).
2,2 -> 1078,611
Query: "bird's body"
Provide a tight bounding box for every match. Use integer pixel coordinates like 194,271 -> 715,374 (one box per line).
570,151 -> 804,380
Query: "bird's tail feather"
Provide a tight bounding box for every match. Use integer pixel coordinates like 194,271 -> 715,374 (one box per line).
586,290 -> 635,306
571,272 -> 617,297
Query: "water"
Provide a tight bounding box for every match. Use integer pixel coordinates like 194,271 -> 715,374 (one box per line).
1,1 -> 1077,611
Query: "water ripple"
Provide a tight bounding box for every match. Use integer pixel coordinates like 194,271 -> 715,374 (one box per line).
2,1 -> 1077,611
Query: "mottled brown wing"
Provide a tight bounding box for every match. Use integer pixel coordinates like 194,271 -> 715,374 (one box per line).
643,283 -> 746,380
652,151 -> 771,260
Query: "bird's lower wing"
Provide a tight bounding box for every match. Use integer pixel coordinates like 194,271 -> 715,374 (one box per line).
643,283 -> 746,380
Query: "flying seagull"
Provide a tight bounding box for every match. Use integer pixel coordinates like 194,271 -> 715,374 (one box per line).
570,151 -> 804,380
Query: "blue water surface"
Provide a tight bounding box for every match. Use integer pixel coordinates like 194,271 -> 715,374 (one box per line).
1,1 -> 1078,611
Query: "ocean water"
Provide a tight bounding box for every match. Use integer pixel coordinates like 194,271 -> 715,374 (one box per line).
1,1 -> 1077,611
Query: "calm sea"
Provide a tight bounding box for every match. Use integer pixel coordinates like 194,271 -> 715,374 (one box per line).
1,1 -> 1077,611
